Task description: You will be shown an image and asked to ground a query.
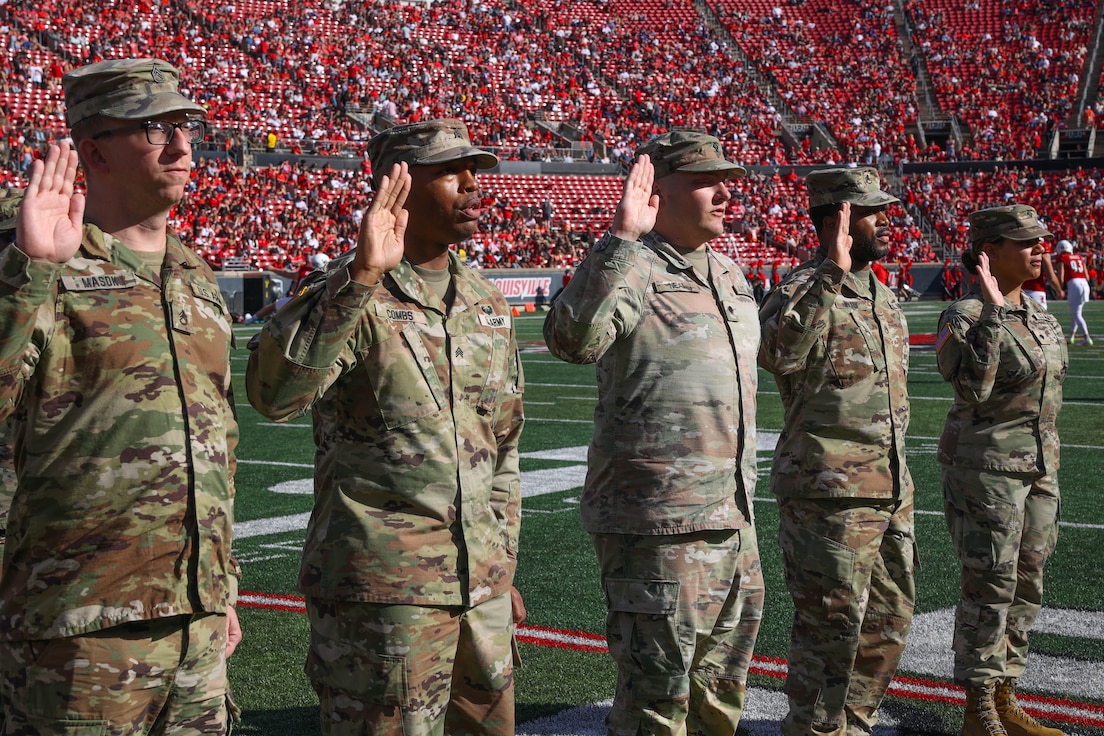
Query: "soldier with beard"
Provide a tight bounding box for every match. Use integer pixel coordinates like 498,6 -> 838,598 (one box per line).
759,168 -> 916,736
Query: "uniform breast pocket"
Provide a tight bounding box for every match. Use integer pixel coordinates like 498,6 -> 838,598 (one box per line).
189,279 -> 230,322
995,327 -> 1042,388
1030,314 -> 1066,352
454,329 -> 505,415
357,326 -> 442,430
826,312 -> 883,388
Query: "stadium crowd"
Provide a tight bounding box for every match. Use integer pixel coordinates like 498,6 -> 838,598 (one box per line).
0,0 -> 1103,275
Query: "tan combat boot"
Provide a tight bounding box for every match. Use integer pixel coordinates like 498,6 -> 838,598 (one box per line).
963,684 -> 1008,736
994,678 -> 1065,736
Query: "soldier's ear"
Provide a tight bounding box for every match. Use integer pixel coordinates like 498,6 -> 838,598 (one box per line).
77,138 -> 109,174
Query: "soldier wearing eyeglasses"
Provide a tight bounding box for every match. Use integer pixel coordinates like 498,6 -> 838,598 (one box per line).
0,59 -> 241,734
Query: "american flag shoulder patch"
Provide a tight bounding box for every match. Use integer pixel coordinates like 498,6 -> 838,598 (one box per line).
935,324 -> 953,353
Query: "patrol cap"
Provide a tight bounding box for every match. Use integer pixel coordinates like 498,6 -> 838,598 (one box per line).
367,119 -> 499,182
806,167 -> 899,208
968,204 -> 1052,246
635,130 -> 746,180
0,188 -> 23,233
63,58 -> 205,128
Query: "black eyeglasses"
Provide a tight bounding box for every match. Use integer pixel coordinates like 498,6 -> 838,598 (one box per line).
92,119 -> 207,146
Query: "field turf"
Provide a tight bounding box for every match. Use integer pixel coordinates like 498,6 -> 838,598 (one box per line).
226,299 -> 1104,735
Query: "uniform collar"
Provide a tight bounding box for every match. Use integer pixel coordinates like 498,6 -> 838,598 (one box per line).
813,250 -> 880,300
389,250 -> 499,315
81,223 -> 200,283
642,232 -> 729,278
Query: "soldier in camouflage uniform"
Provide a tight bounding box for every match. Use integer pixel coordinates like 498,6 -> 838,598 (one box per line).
0,59 -> 240,734
759,168 -> 915,736
544,131 -> 764,736
246,119 -> 525,736
936,206 -> 1068,736
0,189 -> 22,550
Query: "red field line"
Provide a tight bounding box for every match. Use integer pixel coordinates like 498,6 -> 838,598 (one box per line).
238,591 -> 1104,728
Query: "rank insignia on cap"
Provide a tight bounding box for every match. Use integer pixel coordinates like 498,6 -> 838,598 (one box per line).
151,66 -> 165,83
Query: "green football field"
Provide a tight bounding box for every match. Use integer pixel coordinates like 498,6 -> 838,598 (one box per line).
225,299 -> 1104,736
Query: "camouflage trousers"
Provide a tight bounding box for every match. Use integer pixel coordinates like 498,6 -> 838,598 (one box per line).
305,591 -> 515,736
591,527 -> 764,736
777,497 -> 916,736
0,613 -> 232,736
942,468 -> 1060,688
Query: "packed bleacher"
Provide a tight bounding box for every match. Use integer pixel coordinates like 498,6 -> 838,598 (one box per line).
2,0 -> 1104,273
903,0 -> 1095,161
903,167 -> 1104,262
711,0 -> 920,166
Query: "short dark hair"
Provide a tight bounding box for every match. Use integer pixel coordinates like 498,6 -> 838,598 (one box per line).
961,248 -> 981,275
808,202 -> 842,235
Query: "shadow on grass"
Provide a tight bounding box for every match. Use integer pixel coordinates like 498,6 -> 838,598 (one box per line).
237,707 -> 320,736
878,698 -> 958,735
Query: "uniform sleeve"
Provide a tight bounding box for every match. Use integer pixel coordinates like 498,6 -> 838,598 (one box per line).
0,246 -> 61,421
543,232 -> 647,364
245,263 -> 375,421
935,301 -> 1009,404
225,379 -> 242,605
758,258 -> 846,376
491,335 -> 525,571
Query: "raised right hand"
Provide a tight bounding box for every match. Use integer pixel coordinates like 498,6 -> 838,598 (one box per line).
821,201 -> 853,272
15,142 -> 85,263
609,154 -> 659,242
976,251 -> 1004,307
351,162 -> 410,286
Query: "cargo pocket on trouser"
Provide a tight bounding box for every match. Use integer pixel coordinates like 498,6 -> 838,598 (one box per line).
305,644 -> 406,700
13,636 -> 118,736
603,578 -> 688,736
305,636 -> 407,736
942,472 -> 1021,575
1020,479 -> 1059,577
778,520 -> 859,636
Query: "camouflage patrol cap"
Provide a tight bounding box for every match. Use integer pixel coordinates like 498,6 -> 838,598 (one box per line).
367,118 -> 498,182
0,188 -> 23,233
968,204 -> 1052,246
635,130 -> 746,180
806,167 -> 899,208
63,58 -> 205,128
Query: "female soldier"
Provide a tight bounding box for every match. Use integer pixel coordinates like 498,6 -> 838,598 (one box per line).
935,205 -> 1068,736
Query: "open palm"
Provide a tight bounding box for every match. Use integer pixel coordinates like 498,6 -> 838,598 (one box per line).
352,162 -> 410,285
822,201 -> 854,272
976,251 -> 1005,307
610,155 -> 659,242
16,142 -> 85,263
